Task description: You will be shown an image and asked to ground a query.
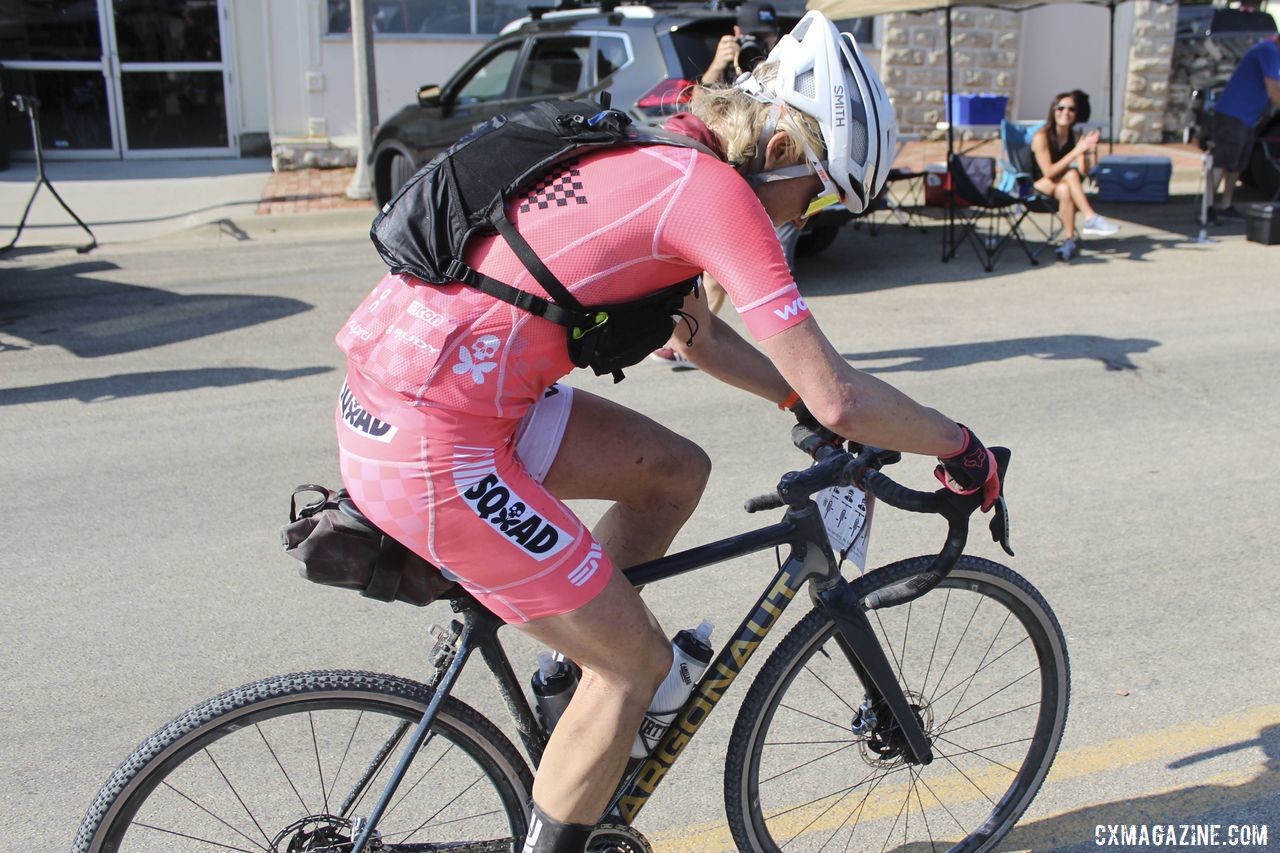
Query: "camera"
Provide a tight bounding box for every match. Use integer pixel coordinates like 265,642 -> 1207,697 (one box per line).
736,35 -> 768,72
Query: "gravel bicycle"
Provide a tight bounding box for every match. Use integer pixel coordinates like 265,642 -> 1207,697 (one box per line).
75,428 -> 1069,852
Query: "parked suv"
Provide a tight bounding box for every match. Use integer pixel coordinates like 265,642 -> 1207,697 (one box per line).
369,2 -> 849,255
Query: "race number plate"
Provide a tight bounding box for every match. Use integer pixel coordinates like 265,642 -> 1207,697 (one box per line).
816,485 -> 874,572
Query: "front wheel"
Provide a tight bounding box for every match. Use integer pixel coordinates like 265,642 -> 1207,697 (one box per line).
725,556 -> 1069,852
75,670 -> 532,852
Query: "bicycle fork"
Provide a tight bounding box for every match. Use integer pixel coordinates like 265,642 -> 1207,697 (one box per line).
814,580 -> 935,766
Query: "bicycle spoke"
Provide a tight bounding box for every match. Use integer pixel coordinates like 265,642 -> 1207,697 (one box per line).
256,723 -> 311,815
909,767 -> 939,853
326,710 -> 365,807
156,781 -> 269,852
914,772 -> 969,835
205,749 -> 273,847
928,634 -> 1031,710
778,762 -> 900,849
384,736 -> 449,821
395,776 -> 485,841
804,662 -> 861,715
339,720 -> 411,818
933,734 -> 1032,772
760,741 -> 860,786
920,590 -> 951,715
132,821 -> 262,851
937,667 -> 1038,735
926,595 -> 982,707
778,701 -> 863,736
309,711 -> 331,815
935,746 -> 998,806
943,612 -> 1011,725
936,700 -> 1039,739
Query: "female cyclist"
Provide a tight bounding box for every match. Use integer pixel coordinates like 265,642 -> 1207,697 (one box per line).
333,12 -> 1003,851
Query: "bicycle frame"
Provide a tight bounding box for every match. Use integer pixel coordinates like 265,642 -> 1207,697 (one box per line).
351,495 -> 935,851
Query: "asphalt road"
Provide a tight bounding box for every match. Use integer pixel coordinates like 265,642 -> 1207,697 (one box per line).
2,200 -> 1278,851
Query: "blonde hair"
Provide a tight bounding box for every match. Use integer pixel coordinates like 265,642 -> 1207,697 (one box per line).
688,62 -> 826,171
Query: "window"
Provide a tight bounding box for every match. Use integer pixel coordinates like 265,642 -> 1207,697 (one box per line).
595,35 -> 630,81
453,42 -> 521,104
327,0 -> 529,36
515,38 -> 589,98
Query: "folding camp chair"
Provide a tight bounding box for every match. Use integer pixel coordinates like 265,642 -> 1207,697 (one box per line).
997,120 -> 1062,259
864,134 -> 929,236
942,154 -> 1057,271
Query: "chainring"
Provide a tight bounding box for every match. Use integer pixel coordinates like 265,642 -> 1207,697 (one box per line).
586,823 -> 654,853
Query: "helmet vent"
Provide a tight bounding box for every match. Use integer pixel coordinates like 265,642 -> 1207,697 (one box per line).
850,119 -> 868,164
795,69 -> 817,99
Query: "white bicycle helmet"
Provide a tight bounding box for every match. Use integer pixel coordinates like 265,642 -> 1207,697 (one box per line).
736,11 -> 896,216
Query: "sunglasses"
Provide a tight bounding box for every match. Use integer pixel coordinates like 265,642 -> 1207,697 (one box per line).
1055,104 -> 1077,113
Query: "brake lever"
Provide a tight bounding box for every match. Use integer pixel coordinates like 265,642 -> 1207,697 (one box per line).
989,495 -> 1014,556
989,447 -> 1013,556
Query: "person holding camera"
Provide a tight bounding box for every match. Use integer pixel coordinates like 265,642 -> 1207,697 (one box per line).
702,1 -> 782,85
653,2 -> 795,369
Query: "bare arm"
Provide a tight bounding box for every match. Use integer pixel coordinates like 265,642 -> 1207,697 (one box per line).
669,288 -> 793,405
1032,130 -> 1095,183
759,318 -> 966,457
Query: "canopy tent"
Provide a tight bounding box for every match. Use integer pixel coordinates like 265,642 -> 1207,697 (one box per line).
806,0 -> 1167,157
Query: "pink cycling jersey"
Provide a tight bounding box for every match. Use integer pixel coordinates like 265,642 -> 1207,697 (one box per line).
335,141 -> 810,622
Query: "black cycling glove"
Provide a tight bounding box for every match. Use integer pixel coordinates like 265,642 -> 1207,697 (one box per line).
934,424 -> 1001,512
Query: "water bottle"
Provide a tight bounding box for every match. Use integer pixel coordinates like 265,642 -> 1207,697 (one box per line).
531,650 -> 579,733
631,620 -> 714,758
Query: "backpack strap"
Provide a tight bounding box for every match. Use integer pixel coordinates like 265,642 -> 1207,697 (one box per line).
489,210 -> 588,314
444,258 -> 585,329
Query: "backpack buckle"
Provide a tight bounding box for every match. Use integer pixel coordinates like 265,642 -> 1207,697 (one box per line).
445,258 -> 477,286
571,311 -> 609,340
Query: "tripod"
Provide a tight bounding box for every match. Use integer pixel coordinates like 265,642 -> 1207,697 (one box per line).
1,95 -> 97,256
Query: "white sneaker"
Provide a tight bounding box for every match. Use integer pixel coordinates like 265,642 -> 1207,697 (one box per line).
1082,215 -> 1119,238
1055,238 -> 1078,262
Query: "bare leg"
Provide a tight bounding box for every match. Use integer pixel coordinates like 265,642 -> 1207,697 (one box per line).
1060,169 -> 1097,221
1213,168 -> 1240,208
515,390 -> 711,824
1054,181 -> 1077,239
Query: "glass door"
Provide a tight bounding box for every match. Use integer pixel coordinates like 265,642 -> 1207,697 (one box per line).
0,0 -> 120,158
105,0 -> 236,156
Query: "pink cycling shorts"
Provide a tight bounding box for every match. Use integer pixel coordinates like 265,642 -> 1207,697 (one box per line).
335,375 -> 611,623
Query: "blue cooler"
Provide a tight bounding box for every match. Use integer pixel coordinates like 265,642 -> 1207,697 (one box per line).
1094,155 -> 1172,204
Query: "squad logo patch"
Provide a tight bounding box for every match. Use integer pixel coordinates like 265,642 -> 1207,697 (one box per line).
338,383 -> 397,442
456,469 -> 570,561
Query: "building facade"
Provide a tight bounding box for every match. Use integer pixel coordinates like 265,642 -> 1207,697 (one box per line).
0,0 -> 1228,166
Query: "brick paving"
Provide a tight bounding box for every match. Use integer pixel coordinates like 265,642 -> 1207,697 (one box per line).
256,167 -> 374,215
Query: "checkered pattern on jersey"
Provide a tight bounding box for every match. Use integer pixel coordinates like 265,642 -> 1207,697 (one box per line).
519,161 -> 588,212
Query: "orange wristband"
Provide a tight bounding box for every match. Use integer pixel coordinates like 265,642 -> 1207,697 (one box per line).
779,390 -> 801,411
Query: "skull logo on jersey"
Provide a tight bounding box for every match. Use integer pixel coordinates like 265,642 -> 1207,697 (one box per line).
454,334 -> 502,384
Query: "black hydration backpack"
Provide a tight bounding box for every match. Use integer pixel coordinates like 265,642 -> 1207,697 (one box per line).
370,96 -> 713,381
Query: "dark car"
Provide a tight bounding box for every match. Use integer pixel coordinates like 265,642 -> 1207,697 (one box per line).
369,2 -> 849,255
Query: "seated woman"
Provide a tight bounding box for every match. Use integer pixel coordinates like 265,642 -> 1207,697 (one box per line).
1030,91 -> 1119,261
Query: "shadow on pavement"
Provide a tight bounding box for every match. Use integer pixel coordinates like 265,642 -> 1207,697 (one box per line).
1000,723 -> 1280,853
0,366 -> 334,406
795,189 -> 1251,294
0,259 -> 312,358
843,334 -> 1160,373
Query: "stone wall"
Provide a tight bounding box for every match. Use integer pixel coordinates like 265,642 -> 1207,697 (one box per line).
1120,0 -> 1178,143
880,8 -> 1020,138
1164,35 -> 1261,142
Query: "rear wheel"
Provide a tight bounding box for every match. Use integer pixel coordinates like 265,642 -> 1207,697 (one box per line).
724,557 -> 1069,852
75,670 -> 532,852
